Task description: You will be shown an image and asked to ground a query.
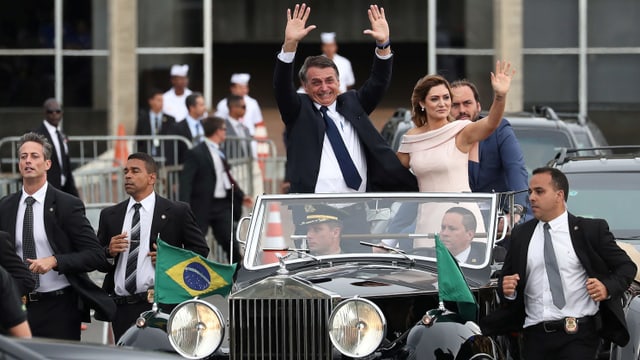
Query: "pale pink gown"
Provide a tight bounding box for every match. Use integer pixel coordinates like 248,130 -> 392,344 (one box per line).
398,120 -> 485,247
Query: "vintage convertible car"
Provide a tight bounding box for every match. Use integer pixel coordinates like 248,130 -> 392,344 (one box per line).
121,192 -> 512,359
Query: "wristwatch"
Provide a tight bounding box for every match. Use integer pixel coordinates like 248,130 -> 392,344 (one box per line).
376,39 -> 391,50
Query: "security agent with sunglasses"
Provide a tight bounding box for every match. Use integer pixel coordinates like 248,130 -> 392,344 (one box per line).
33,98 -> 79,197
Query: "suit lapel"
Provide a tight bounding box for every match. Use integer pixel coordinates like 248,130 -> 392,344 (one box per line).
43,186 -> 61,254
518,220 -> 538,279
5,192 -> 21,244
568,213 -> 593,272
150,196 -> 170,251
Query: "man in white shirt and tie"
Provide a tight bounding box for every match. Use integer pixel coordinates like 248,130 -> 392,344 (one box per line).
135,89 -> 176,157
166,92 -> 206,165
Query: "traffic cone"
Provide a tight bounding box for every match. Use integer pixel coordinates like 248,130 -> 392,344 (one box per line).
262,202 -> 287,264
113,123 -> 128,167
254,121 -> 269,177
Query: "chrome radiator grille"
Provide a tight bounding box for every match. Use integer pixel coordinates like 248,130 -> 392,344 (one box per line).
230,297 -> 332,359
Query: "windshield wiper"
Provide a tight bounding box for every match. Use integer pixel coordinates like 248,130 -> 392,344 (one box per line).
616,235 -> 640,240
359,241 -> 415,265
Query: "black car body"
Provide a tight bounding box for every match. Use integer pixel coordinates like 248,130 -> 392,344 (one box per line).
121,192 -> 509,359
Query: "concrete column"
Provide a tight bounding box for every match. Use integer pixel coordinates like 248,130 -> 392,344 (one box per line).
108,0 -> 137,135
494,0 -> 523,112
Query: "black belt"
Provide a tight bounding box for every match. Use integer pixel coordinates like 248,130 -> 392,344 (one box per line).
112,292 -> 149,305
527,315 -> 597,333
25,287 -> 71,303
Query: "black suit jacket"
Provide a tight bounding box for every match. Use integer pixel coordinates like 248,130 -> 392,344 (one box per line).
97,194 -> 209,296
165,120 -> 193,165
481,214 -> 636,346
179,142 -> 245,224
274,54 -> 418,193
0,185 -> 116,321
0,231 -> 35,295
134,110 -> 176,155
34,123 -> 79,197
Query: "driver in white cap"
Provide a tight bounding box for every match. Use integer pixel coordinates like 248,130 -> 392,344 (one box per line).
163,64 -> 193,121
320,32 -> 355,93
215,73 -> 263,136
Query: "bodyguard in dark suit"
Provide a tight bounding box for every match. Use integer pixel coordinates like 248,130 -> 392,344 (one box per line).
481,167 -> 636,359
275,4 -> 417,194
33,98 -> 79,197
165,92 -> 206,165
180,117 -> 252,264
98,152 -> 209,341
0,132 -> 115,340
135,89 -> 176,157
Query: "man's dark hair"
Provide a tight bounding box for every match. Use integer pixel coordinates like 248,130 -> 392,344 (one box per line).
450,79 -> 480,103
298,55 -> 340,84
445,206 -> 477,232
226,94 -> 245,110
202,116 -> 226,137
128,152 -> 158,174
185,92 -> 203,110
532,167 -> 569,201
18,132 -> 53,161
147,88 -> 164,100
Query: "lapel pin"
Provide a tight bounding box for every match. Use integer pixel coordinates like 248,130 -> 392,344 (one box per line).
161,214 -> 166,219
49,208 -> 54,212
574,226 -> 579,231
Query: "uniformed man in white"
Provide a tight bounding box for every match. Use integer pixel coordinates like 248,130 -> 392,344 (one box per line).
162,64 -> 193,121
215,73 -> 264,136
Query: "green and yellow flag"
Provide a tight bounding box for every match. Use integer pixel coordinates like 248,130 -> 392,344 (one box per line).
154,239 -> 237,304
435,234 -> 478,322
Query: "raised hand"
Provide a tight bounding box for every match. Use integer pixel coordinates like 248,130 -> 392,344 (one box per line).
363,5 -> 389,43
490,60 -> 515,98
284,3 -> 317,51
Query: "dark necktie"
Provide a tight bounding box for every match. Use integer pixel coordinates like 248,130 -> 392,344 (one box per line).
55,129 -> 66,170
23,196 -> 39,288
543,222 -> 566,308
125,203 -> 142,295
320,106 -> 362,190
194,122 -> 203,144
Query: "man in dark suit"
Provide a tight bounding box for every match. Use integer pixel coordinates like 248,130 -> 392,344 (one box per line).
97,152 -> 209,341
135,89 -> 176,158
450,80 -> 530,223
440,206 -> 485,265
33,98 -> 79,197
0,132 -> 115,340
180,117 -> 252,264
224,94 -> 252,160
274,4 -> 417,195
166,92 -> 206,165
481,167 -> 636,359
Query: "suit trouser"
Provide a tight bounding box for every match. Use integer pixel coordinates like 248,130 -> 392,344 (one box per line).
203,198 -> 241,263
27,287 -> 82,340
522,319 -> 599,360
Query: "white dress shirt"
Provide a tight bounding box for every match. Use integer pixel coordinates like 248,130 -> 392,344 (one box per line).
42,120 -> 67,186
184,115 -> 203,143
162,87 -> 192,121
114,193 -> 156,296
15,183 -> 70,292
206,139 -> 231,198
523,211 -> 599,327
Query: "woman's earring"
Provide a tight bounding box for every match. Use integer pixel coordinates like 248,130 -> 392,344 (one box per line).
421,107 -> 425,112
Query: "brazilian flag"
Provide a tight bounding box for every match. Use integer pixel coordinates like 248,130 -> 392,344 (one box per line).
155,239 -> 237,304
435,234 -> 478,322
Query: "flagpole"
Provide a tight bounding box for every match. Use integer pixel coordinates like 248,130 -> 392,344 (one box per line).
230,183 -> 235,264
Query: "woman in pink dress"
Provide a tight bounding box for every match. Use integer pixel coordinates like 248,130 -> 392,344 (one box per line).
398,61 -> 514,248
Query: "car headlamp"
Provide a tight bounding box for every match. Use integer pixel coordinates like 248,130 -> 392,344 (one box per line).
328,298 -> 386,357
167,299 -> 225,359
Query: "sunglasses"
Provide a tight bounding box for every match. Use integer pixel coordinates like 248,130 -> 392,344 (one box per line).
235,105 -> 246,109
46,109 -> 62,114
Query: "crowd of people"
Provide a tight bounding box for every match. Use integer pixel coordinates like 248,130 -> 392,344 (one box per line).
0,4 -> 636,360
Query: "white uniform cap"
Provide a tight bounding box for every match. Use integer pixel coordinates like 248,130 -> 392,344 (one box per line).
230,73 -> 251,85
170,64 -> 189,77
321,32 -> 336,44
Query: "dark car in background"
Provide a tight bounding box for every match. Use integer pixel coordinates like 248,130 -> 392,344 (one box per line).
381,106 -> 608,173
